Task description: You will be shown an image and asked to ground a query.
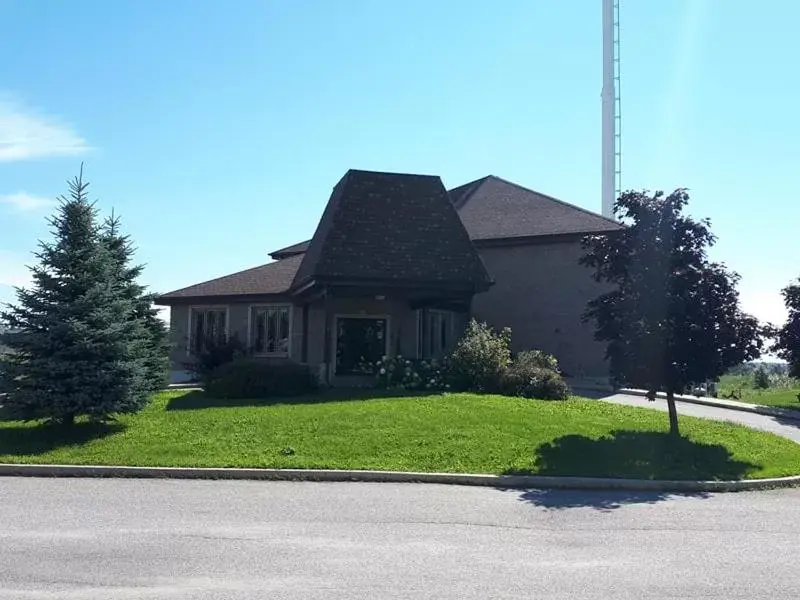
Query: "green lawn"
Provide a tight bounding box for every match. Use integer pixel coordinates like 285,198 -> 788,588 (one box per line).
718,375 -> 800,410
1,390 -> 800,480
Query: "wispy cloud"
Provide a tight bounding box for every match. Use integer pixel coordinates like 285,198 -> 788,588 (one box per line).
0,95 -> 91,162
0,191 -> 55,213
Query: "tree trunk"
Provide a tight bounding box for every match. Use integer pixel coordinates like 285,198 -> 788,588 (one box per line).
666,391 -> 680,437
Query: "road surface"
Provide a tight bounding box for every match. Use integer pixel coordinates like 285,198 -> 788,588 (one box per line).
2,477 -> 799,599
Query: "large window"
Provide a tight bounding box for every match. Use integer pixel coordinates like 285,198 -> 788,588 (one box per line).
190,307 -> 227,354
418,309 -> 454,358
251,305 -> 291,356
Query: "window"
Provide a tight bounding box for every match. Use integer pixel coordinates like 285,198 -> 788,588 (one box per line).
419,309 -> 454,358
251,305 -> 290,356
190,307 -> 227,353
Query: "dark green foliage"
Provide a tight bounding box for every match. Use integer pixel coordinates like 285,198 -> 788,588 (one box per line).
101,214 -> 171,394
501,366 -> 570,400
501,351 -> 570,400
204,358 -> 318,399
513,350 -> 561,373
184,334 -> 249,384
0,169 -> 168,424
447,319 -> 511,392
773,279 -> 800,379
753,366 -> 770,389
581,189 -> 763,435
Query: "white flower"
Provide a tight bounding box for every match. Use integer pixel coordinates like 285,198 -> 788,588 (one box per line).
380,368 -> 386,375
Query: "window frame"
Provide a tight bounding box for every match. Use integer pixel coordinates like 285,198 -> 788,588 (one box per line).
419,309 -> 455,359
248,304 -> 293,358
187,305 -> 230,355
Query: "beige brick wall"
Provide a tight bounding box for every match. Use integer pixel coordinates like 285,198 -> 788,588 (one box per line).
472,239 -> 611,378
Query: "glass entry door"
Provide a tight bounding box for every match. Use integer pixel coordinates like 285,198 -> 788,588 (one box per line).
335,317 -> 388,376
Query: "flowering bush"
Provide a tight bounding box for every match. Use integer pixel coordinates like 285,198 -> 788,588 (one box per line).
359,355 -> 448,391
447,319 -> 512,393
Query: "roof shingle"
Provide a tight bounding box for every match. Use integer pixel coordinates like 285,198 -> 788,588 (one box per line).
292,169 -> 491,290
156,254 -> 302,303
454,175 -> 623,240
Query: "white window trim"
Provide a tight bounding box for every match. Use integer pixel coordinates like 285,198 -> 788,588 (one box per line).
248,304 -> 293,358
187,305 -> 230,355
332,313 -> 392,377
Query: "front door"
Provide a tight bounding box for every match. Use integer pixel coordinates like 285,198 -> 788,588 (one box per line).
335,317 -> 388,376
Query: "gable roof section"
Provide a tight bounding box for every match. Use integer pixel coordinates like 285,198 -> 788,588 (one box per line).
452,175 -> 623,240
291,169 -> 491,291
156,253 -> 303,304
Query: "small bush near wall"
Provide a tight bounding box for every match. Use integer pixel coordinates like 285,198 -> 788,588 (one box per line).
502,352 -> 570,400
184,335 -> 250,384
447,320 -> 512,393
205,359 -> 318,399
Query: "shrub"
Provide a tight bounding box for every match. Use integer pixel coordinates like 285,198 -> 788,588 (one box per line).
205,359 -> 318,399
447,320 -> 511,393
513,350 -> 561,373
184,334 -> 249,384
501,351 -> 570,400
360,355 -> 447,391
754,367 -> 770,390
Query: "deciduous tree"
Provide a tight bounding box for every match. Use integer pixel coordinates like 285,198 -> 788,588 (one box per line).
581,189 -> 762,435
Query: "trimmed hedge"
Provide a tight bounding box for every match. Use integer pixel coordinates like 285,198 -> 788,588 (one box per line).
205,359 -> 318,399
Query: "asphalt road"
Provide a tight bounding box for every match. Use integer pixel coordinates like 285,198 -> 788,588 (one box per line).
2,477 -> 800,599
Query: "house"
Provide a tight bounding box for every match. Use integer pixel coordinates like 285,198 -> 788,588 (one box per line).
155,169 -> 622,384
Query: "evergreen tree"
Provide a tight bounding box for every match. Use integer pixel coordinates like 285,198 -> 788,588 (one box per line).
753,366 -> 770,389
0,169 -> 157,424
581,189 -> 762,436
100,214 -> 170,394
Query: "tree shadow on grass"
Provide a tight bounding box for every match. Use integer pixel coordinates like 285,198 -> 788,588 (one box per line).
499,430 -> 759,510
165,388 -> 431,411
0,421 -> 124,456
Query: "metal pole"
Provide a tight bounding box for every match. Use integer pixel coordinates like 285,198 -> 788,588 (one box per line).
601,0 -> 616,218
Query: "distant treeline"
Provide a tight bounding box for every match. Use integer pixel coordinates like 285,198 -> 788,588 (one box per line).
727,362 -> 790,376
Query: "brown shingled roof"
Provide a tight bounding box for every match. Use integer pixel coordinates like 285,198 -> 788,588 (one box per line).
291,169 -> 491,291
270,240 -> 311,260
160,171 -> 621,303
155,254 -> 302,304
453,175 -> 623,240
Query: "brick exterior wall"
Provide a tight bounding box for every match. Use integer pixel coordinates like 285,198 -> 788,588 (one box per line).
471,238 -> 611,378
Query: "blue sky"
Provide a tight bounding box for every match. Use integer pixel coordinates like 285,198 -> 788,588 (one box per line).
0,0 -> 797,326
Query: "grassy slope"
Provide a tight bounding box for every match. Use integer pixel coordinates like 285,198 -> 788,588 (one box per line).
719,375 -> 800,410
1,391 -> 800,480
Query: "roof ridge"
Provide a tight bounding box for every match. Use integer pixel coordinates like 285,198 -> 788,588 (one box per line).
483,175 -> 621,226
450,175 -> 491,209
346,168 -> 440,179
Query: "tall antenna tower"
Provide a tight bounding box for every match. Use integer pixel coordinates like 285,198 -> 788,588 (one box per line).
601,0 -> 621,218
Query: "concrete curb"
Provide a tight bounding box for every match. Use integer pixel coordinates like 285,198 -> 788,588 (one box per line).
620,389 -> 800,422
1,463 -> 799,492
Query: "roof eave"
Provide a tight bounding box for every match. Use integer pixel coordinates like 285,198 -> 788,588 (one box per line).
154,292 -> 292,306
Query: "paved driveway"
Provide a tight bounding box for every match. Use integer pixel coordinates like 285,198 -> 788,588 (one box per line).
2,477 -> 799,599
602,392 -> 800,443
